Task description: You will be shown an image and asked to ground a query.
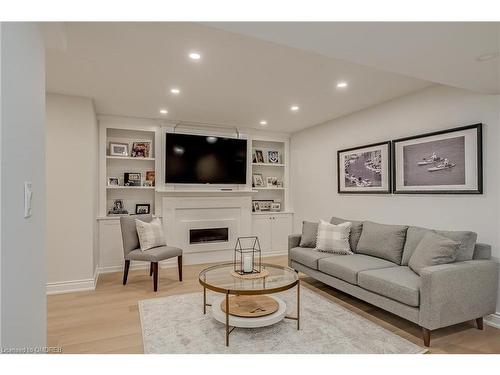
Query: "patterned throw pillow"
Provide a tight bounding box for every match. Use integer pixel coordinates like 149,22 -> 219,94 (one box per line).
315,220 -> 353,255
135,218 -> 166,251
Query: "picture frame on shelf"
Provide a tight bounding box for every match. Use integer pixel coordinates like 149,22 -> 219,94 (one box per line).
253,200 -> 273,212
337,141 -> 392,194
145,170 -> 156,187
107,177 -> 119,186
392,123 -> 482,194
109,142 -> 129,157
131,141 -> 151,158
266,176 -> 278,187
267,150 -> 280,164
276,180 -> 284,188
252,201 -> 260,212
254,150 -> 265,163
135,203 -> 151,214
252,173 -> 265,187
270,202 -> 281,212
108,199 -> 128,215
124,172 -> 141,186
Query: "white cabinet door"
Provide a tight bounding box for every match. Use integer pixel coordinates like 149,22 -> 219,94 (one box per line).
271,214 -> 293,252
98,219 -> 124,269
251,215 -> 272,253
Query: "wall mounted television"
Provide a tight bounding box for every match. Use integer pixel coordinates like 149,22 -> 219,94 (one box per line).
165,133 -> 247,184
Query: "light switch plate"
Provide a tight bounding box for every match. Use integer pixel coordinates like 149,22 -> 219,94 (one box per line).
24,181 -> 33,218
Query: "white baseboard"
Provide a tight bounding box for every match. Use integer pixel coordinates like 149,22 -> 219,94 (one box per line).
46,278 -> 96,295
484,312 -> 500,329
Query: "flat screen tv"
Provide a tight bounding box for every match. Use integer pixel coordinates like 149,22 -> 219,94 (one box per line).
165,133 -> 247,184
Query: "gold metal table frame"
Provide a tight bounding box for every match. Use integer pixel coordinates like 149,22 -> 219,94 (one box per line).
198,263 -> 300,347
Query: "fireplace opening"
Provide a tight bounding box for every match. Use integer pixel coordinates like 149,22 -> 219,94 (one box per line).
189,227 -> 229,244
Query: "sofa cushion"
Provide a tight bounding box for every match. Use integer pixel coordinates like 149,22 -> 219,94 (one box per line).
289,247 -> 334,270
402,226 -> 477,265
318,254 -> 397,285
408,232 -> 459,275
330,216 -> 363,251
356,221 -> 408,264
126,245 -> 182,262
358,266 -> 421,307
316,220 -> 353,255
299,221 -> 319,248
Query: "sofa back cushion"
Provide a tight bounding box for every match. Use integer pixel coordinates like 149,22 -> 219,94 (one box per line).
330,217 -> 363,252
356,221 -> 408,264
299,221 -> 319,248
408,231 -> 459,275
402,226 -> 477,265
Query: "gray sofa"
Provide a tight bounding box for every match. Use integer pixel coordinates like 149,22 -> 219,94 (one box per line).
288,217 -> 499,347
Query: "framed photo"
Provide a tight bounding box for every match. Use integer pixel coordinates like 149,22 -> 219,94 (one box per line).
267,150 -> 280,164
253,200 -> 273,211
252,173 -> 264,187
107,177 -> 119,186
392,123 -> 482,194
254,150 -> 265,163
337,141 -> 391,194
124,172 -> 141,186
270,202 -> 281,212
109,142 -> 129,157
135,203 -> 151,214
266,176 -> 278,187
252,201 -> 260,212
108,199 -> 128,215
145,170 -> 156,187
131,141 -> 151,158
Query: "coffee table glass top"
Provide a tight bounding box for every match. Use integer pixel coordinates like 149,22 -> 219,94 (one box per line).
199,263 -> 298,294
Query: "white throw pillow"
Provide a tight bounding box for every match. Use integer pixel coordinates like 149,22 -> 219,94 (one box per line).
315,220 -> 353,255
135,218 -> 166,251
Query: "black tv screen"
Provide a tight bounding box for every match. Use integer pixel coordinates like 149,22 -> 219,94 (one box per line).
165,133 -> 247,184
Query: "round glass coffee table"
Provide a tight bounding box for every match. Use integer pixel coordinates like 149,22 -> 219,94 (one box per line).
199,263 -> 300,346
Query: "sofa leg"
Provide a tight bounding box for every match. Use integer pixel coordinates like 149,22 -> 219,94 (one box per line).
123,260 -> 130,285
178,255 -> 183,282
149,262 -> 153,277
422,327 -> 431,347
153,262 -> 159,292
476,317 -> 484,330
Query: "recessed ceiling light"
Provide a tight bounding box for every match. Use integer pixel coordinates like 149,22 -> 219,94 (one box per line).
476,52 -> 499,62
259,120 -> 268,126
290,105 -> 299,112
170,88 -> 180,94
189,52 -> 201,60
336,81 -> 348,88
159,109 -> 168,115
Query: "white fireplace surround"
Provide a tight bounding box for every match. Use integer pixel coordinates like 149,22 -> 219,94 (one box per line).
162,194 -> 253,256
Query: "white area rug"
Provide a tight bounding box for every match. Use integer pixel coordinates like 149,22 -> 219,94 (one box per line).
138,288 -> 426,354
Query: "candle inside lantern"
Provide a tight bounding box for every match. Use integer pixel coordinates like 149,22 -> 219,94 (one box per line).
243,253 -> 253,273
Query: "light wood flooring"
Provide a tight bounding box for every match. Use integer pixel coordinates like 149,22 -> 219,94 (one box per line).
47,255 -> 500,354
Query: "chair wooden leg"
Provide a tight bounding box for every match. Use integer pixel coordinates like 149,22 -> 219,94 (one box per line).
476,317 -> 484,330
149,262 -> 153,276
422,327 -> 431,347
153,262 -> 159,292
123,260 -> 130,285
178,255 -> 183,282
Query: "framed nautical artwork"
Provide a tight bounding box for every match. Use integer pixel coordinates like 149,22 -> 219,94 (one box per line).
337,141 -> 392,194
392,123 -> 482,194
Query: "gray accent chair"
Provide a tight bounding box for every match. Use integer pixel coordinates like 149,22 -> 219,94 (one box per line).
119,214 -> 183,292
288,219 -> 499,347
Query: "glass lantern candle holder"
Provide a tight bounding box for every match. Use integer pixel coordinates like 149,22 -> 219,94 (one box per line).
234,236 -> 262,275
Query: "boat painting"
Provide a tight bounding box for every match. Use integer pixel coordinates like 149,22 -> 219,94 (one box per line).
343,150 -> 382,188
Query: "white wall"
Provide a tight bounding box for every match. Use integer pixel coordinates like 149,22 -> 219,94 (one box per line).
0,23 -> 46,348
46,93 -> 99,289
290,85 -> 500,311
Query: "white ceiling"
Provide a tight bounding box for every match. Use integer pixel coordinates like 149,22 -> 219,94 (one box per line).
208,22 -> 500,95
45,22 -> 432,133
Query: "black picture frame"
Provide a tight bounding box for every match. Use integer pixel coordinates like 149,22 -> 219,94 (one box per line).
337,141 -> 392,194
392,123 -> 483,194
135,203 -> 151,214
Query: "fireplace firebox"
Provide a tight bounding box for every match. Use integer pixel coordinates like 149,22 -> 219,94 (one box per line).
189,227 -> 229,244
